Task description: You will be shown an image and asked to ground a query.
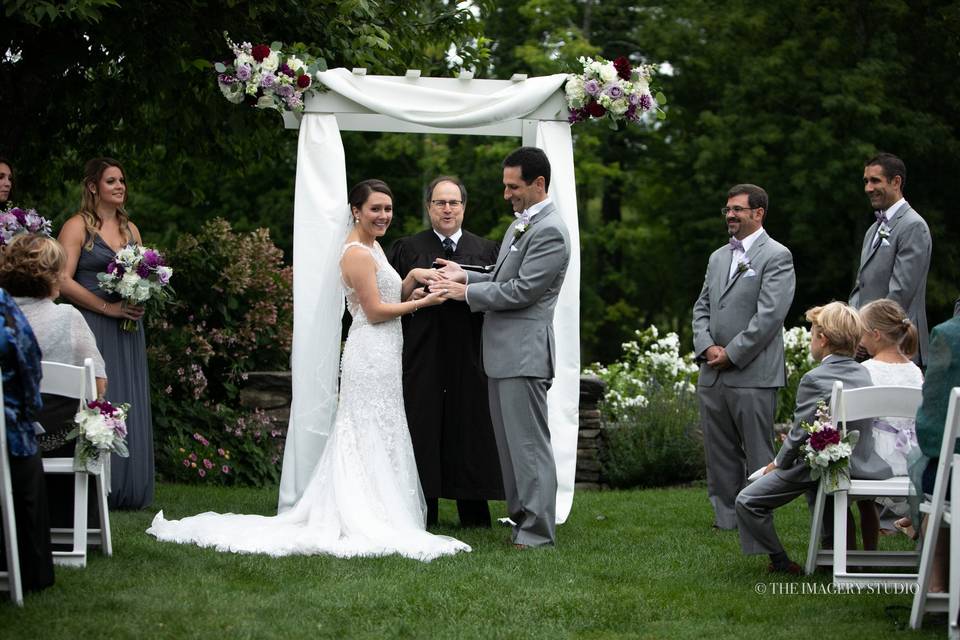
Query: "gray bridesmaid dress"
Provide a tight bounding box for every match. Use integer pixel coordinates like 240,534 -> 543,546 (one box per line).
73,233 -> 155,509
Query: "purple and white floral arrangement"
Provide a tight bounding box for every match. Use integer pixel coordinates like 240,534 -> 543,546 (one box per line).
97,244 -> 174,331
0,206 -> 52,246
69,399 -> 130,473
565,56 -> 666,128
215,33 -> 323,114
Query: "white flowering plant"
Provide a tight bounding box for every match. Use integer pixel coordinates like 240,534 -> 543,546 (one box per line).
97,244 -> 174,331
68,399 -> 130,473
565,55 -> 666,129
584,325 -> 698,422
800,401 -> 858,493
215,33 -> 325,114
779,326 -> 816,423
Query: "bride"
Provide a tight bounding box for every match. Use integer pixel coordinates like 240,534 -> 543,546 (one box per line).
147,179 -> 471,561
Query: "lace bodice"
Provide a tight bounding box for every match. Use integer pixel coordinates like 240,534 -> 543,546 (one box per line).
340,241 -> 402,328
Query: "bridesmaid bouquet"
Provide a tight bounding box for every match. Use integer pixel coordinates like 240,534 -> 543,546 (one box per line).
68,399 -> 130,473
97,244 -> 175,331
0,206 -> 53,246
801,401 -> 858,493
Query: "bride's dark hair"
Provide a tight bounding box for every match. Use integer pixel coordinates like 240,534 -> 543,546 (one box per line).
348,179 -> 393,214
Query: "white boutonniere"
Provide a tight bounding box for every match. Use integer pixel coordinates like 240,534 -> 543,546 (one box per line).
513,211 -> 532,240
877,223 -> 891,247
736,257 -> 756,277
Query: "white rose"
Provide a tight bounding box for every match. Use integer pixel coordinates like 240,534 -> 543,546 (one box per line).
82,414 -> 113,448
286,56 -> 305,73
599,63 -> 618,84
634,78 -> 650,96
261,50 -> 280,72
235,53 -> 254,67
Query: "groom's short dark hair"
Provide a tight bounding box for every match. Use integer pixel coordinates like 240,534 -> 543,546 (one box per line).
503,147 -> 551,191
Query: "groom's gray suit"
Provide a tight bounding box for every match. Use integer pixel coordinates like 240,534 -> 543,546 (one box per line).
465,200 -> 570,547
693,229 -> 795,529
849,200 -> 931,365
736,355 -> 892,555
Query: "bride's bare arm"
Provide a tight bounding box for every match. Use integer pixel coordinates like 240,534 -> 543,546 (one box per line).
340,247 -> 444,322
400,267 -> 435,301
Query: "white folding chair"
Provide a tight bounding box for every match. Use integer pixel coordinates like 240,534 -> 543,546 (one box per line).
40,358 -> 112,568
0,371 -> 24,606
805,382 -> 923,586
911,388 -> 960,630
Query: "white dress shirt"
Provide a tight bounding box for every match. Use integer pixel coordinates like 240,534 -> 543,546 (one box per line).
728,226 -> 765,280
433,227 -> 463,251
871,197 -> 905,248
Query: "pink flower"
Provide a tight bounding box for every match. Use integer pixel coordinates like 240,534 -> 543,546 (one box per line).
217,448 -> 226,456
198,468 -> 206,477
188,452 -> 197,461
182,459 -> 190,467
222,465 -> 230,474
203,458 -> 214,469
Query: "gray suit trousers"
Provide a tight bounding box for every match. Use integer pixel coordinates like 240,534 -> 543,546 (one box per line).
487,377 -> 556,547
698,381 -> 776,529
735,468 -> 817,555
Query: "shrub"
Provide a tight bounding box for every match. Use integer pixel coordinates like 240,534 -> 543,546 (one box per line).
600,385 -> 705,488
778,326 -> 816,424
148,218 -> 292,486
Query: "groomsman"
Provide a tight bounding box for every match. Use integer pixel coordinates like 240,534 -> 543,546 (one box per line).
849,152 -> 931,366
434,147 -> 571,548
692,184 -> 796,530
388,176 -> 504,527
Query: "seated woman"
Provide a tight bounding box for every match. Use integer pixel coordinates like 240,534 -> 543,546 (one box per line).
0,286 -> 53,592
0,234 -> 107,529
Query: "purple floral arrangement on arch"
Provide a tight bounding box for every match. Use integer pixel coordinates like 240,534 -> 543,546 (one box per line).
565,55 -> 667,129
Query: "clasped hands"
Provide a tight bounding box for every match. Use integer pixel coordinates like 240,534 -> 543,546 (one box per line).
703,345 -> 731,370
407,258 -> 468,304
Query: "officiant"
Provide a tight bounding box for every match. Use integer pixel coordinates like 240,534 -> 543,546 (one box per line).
388,176 -> 504,527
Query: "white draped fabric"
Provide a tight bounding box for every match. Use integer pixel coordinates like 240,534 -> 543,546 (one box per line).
278,71 -> 581,523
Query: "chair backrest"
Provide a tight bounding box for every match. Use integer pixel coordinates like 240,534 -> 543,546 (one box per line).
40,359 -> 96,404
830,382 -> 923,432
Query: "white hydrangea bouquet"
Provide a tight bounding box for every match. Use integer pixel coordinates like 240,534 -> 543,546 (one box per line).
97,244 -> 174,331
565,55 -> 666,129
0,206 -> 52,246
801,401 -> 858,493
214,32 -> 324,114
69,399 -> 130,473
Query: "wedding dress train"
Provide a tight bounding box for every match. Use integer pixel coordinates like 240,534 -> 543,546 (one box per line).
147,241 -> 471,561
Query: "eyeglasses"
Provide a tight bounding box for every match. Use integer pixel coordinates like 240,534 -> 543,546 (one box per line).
430,199 -> 463,208
720,206 -> 758,216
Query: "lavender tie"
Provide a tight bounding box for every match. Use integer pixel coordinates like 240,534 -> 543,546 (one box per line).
728,237 -> 744,252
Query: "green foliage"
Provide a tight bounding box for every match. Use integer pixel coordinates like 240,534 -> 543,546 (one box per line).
147,218 -> 291,485
778,326 -> 817,424
601,385 -> 704,489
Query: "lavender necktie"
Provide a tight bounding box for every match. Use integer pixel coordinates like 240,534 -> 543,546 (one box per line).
728,237 -> 744,252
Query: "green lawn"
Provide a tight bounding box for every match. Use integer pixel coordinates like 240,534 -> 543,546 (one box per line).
1,483 -> 944,639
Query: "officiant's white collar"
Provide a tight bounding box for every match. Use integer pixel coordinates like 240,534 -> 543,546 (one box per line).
433,228 -> 463,247
521,197 -> 552,220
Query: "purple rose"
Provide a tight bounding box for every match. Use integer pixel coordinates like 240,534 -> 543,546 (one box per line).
136,263 -> 150,278
584,79 -> 601,96
11,207 -> 26,225
218,73 -> 236,86
235,63 -> 252,82
628,92 -> 641,106
279,63 -> 295,78
604,84 -> 624,100
106,260 -> 118,274
277,84 -> 294,98
260,73 -> 277,89
142,249 -> 160,269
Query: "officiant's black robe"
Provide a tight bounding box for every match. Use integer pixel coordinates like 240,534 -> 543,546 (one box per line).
388,229 -> 504,502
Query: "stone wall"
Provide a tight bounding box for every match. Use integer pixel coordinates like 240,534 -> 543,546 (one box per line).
238,371 -> 609,489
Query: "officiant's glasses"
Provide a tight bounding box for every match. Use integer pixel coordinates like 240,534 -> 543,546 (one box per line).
720,205 -> 759,216
430,199 -> 463,208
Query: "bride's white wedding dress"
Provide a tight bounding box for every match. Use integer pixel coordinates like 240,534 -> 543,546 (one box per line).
147,241 -> 471,561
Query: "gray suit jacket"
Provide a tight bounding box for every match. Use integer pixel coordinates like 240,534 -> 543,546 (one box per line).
774,355 -> 892,481
849,201 -> 931,364
466,202 -> 571,380
692,230 -> 796,388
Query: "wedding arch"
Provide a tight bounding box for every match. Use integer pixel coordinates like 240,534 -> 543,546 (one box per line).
277,67 -> 582,524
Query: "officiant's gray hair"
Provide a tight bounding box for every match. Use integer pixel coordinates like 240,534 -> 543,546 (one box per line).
727,183 -> 768,216
425,176 -> 467,205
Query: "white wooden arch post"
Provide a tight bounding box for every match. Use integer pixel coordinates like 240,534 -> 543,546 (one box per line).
277,68 -> 582,524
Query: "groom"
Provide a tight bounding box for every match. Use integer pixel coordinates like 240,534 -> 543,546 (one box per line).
434,146 -> 571,548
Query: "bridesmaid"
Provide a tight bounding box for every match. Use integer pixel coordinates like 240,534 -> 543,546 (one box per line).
0,157 -> 14,207
57,157 -> 154,509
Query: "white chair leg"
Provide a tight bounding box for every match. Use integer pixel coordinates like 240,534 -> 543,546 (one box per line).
833,490 -> 849,583
950,456 -> 960,640
53,473 -> 88,568
0,478 -> 23,606
806,484 -> 826,574
95,472 -> 111,556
